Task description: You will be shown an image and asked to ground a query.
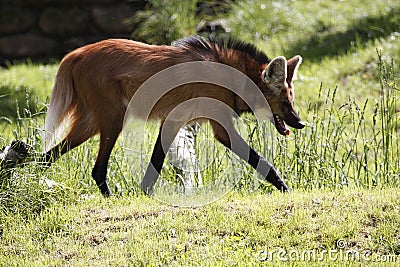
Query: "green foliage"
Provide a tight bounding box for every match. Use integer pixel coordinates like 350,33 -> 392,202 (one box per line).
133,0 -> 200,44
0,0 -> 399,264
1,189 -> 399,266
227,0 -> 400,59
0,84 -> 33,120
0,62 -> 56,121
0,0 -> 399,207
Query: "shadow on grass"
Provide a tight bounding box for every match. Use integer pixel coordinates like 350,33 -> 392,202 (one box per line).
286,7 -> 400,61
0,84 -> 37,121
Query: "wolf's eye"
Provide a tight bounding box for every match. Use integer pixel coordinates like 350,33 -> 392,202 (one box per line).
282,99 -> 291,106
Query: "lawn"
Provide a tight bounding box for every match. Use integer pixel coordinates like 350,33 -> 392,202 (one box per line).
1,188 -> 400,266
1,0 -> 400,266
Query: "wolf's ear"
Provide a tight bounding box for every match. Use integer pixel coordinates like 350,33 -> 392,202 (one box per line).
287,55 -> 302,84
262,56 -> 287,84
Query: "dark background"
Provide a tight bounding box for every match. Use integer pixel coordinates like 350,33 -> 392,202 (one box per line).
0,0 -> 148,62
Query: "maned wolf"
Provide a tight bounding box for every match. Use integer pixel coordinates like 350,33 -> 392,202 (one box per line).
42,36 -> 305,196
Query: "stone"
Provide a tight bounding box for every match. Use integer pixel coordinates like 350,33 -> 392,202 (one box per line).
0,0 -> 147,62
92,4 -> 136,33
39,7 -> 90,37
0,34 -> 58,58
10,0 -> 119,6
63,35 -> 107,52
0,140 -> 31,170
63,34 -> 131,51
0,7 -> 35,34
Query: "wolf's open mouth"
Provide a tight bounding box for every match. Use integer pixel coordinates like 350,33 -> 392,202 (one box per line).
273,114 -> 290,136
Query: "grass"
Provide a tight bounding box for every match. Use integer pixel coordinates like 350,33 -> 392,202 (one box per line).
133,0 -> 200,44
0,61 -> 56,120
0,0 -> 400,265
228,0 -> 400,59
1,188 -> 399,266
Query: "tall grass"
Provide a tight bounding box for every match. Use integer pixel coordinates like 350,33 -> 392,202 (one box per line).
0,99 -> 74,227
104,51 -> 399,198
0,0 -> 399,215
247,51 -> 399,191
1,53 -> 398,216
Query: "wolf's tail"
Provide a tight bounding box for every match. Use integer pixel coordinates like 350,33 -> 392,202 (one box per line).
44,58 -> 78,151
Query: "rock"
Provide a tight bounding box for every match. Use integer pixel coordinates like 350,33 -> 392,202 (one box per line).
92,4 -> 136,33
0,34 -> 58,58
0,0 -> 147,62
63,35 -> 107,52
39,7 -> 90,37
10,0 -> 119,6
0,140 -> 31,170
0,7 -> 35,34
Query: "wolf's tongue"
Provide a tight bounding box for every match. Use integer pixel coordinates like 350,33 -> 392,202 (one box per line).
274,114 -> 290,136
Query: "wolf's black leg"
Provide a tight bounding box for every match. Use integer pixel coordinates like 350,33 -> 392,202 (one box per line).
247,147 -> 289,192
210,120 -> 289,192
140,122 -> 180,195
140,128 -> 166,194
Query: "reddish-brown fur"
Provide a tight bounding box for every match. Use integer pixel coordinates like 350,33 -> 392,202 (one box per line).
43,37 -> 304,195
45,39 -> 244,140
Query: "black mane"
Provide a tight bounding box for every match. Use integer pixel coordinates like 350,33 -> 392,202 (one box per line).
172,36 -> 270,64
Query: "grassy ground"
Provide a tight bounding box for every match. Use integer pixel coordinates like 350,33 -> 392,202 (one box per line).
1,0 -> 400,266
0,188 -> 399,266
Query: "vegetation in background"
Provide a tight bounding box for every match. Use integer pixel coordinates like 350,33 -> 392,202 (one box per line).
133,0 -> 231,44
227,0 -> 400,59
0,0 -> 399,265
133,0 -> 200,44
0,62 -> 55,123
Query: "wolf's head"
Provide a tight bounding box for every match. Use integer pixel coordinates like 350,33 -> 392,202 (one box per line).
260,55 -> 305,135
